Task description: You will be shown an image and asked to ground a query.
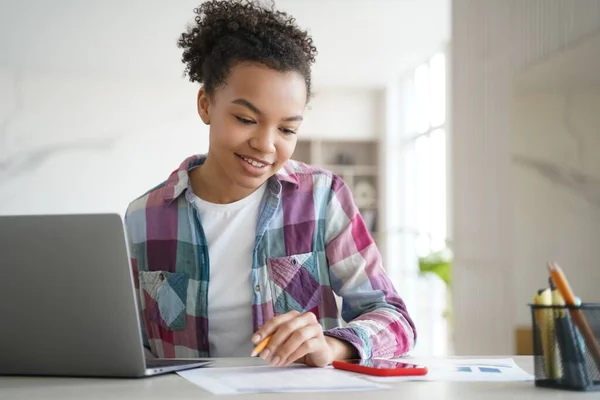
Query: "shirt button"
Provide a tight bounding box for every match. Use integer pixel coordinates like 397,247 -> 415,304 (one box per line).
255,284 -> 260,292
291,258 -> 297,265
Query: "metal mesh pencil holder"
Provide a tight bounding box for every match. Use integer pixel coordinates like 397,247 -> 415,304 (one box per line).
530,303 -> 600,391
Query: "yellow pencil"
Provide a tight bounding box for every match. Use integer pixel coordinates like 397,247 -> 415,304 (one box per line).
534,289 -> 555,378
251,336 -> 271,357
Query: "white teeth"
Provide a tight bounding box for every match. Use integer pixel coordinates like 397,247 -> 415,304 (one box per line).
241,156 -> 265,168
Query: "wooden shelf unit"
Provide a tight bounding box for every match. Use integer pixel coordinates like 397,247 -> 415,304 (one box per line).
292,138 -> 380,237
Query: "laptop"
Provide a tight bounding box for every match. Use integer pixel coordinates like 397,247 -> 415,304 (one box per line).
0,213 -> 212,378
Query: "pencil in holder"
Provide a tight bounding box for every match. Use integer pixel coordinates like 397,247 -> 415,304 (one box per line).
530,303 -> 600,391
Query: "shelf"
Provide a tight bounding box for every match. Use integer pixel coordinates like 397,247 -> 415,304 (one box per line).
291,136 -> 380,237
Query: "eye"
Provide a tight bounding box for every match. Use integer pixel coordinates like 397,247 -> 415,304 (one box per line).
235,116 -> 255,125
280,128 -> 296,135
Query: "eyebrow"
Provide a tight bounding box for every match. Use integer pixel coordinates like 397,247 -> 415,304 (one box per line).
231,98 -> 303,122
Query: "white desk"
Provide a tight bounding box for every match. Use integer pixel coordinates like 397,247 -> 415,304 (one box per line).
1,357 -> 596,399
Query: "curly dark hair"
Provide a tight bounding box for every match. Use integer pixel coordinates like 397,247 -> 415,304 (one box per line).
177,0 -> 318,100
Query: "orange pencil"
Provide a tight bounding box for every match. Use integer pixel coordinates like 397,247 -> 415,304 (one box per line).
548,262 -> 578,305
547,262 -> 600,371
251,336 -> 271,357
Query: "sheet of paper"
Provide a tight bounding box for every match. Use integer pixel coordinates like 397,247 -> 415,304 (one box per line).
366,358 -> 534,382
177,364 -> 389,395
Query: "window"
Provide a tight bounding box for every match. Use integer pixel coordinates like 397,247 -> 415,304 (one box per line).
393,50 -> 449,356
410,53 -> 447,258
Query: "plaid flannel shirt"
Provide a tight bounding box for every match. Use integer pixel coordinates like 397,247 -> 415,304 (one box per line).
124,154 -> 416,359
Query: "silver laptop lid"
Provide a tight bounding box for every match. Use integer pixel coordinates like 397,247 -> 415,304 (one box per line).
0,213 -> 149,377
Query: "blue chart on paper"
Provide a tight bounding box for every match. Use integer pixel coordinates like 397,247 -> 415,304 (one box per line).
456,366 -> 502,373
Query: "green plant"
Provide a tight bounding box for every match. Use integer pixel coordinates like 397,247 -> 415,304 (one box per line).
418,249 -> 452,288
419,247 -> 454,344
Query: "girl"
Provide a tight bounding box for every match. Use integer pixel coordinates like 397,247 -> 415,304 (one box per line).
125,0 -> 416,368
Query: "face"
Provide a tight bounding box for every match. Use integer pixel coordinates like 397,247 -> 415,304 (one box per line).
197,62 -> 307,199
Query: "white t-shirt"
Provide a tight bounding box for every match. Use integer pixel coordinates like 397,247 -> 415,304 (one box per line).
191,184 -> 266,357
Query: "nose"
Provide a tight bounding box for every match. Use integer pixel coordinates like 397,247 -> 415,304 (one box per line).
249,127 -> 276,154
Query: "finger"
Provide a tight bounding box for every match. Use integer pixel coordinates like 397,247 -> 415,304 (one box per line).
260,314 -> 315,364
277,326 -> 323,367
282,337 -> 323,367
266,313 -> 319,363
252,310 -> 301,344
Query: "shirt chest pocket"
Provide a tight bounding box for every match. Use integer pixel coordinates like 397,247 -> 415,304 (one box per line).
138,271 -> 189,332
266,252 -> 322,315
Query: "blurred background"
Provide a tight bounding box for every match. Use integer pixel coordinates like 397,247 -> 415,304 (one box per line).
1,0 -> 599,357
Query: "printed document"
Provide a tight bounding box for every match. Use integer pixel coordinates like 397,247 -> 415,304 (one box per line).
367,358 -> 534,382
177,364 -> 389,394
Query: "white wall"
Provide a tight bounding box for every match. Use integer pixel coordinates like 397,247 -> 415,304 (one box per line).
0,0 -> 449,89
451,0 -> 600,355
301,88 -> 383,140
0,68 -> 208,215
511,88 -> 600,326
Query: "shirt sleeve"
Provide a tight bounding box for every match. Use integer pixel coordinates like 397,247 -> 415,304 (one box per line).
322,174 -> 417,359
123,209 -> 152,354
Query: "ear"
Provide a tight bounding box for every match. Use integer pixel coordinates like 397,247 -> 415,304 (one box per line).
197,87 -> 211,125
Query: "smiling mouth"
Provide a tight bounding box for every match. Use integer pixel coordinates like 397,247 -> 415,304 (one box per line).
237,154 -> 271,168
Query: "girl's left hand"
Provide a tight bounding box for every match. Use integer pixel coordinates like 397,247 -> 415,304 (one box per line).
252,310 -> 353,367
